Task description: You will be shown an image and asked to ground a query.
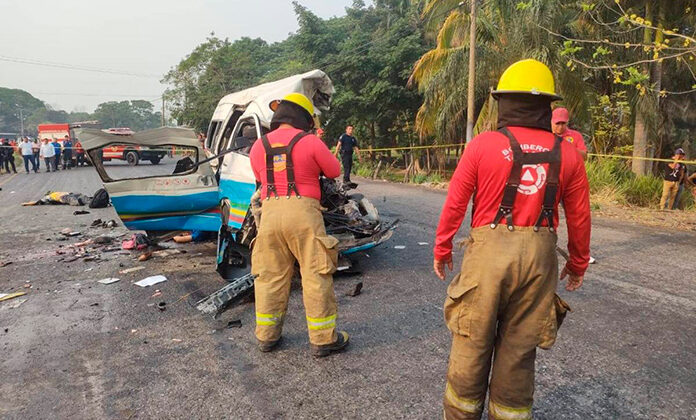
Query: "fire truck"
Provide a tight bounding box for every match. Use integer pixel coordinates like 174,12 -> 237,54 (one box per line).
98,128 -> 167,166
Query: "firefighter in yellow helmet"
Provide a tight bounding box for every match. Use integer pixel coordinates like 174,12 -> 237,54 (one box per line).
434,59 -> 591,419
248,92 -> 350,357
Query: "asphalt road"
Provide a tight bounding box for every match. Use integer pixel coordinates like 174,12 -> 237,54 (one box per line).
0,163 -> 694,419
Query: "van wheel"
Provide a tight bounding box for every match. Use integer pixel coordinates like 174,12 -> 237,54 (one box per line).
150,157 -> 161,165
125,151 -> 139,166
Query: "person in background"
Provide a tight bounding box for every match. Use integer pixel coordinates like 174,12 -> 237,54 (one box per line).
671,154 -> 689,210
334,125 -> 362,184
0,139 -> 5,174
2,138 -> 18,174
19,137 -> 37,173
51,138 -> 62,170
660,148 -> 686,210
40,138 -> 56,172
32,139 -> 41,171
62,135 -> 73,170
74,138 -> 85,166
552,107 -> 595,263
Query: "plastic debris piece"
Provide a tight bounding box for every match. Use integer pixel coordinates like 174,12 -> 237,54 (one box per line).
134,275 -> 167,287
151,290 -> 162,298
394,245 -> 406,250
172,338 -> 182,342
73,210 -> 90,215
157,301 -> 167,311
91,219 -> 103,227
418,242 -> 429,246
0,261 -> 12,267
346,282 -> 363,297
97,278 -> 120,285
138,252 -> 152,262
0,292 -> 27,302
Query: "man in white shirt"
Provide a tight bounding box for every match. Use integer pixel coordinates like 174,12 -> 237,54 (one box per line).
19,138 -> 37,173
40,138 -> 56,172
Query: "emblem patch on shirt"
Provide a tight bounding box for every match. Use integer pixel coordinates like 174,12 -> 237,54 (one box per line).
271,142 -> 287,172
518,164 -> 547,195
565,136 -> 575,144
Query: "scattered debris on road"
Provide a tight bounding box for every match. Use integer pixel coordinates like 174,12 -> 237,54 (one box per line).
138,251 -> 153,262
97,278 -> 120,285
157,301 -> 167,311
119,266 -> 145,274
134,275 -> 167,287
227,319 -> 243,329
418,242 -> 429,246
0,261 -> 11,267
22,191 -> 91,206
73,210 -> 90,215
346,282 -> 363,297
0,292 -> 27,302
394,245 -> 406,250
122,233 -> 149,251
1,298 -> 27,309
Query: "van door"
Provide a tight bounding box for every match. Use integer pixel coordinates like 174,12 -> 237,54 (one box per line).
80,127 -> 221,236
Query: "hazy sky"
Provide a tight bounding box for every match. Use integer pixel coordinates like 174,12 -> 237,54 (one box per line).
0,0 -> 355,112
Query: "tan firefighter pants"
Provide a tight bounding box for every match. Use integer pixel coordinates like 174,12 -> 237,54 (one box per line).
251,197 -> 339,346
443,226 -> 567,420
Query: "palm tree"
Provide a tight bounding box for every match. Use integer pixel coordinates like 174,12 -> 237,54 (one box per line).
409,0 -> 594,143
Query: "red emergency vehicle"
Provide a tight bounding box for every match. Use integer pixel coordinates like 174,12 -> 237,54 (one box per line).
98,128 -> 167,166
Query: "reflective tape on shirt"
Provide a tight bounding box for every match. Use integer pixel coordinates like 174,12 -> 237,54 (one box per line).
256,312 -> 284,326
489,400 -> 532,420
444,383 -> 483,414
306,314 -> 336,330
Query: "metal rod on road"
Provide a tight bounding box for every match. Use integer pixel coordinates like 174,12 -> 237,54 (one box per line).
465,0 -> 477,142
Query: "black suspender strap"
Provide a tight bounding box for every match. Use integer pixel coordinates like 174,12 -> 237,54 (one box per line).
491,127 -> 524,231
261,132 -> 309,199
261,135 -> 278,199
533,135 -> 562,232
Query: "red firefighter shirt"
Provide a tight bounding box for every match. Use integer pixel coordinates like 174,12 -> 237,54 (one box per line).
558,128 -> 587,153
434,126 -> 591,276
249,127 -> 341,201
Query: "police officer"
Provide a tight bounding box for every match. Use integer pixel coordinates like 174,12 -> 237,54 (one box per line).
334,125 -> 362,184
433,59 -> 591,419
248,93 -> 350,357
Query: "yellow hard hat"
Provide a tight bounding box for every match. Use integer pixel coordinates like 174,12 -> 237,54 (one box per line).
492,59 -> 562,100
269,92 -> 315,116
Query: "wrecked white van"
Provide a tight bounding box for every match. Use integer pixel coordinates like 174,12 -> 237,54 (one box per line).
79,70 -> 396,315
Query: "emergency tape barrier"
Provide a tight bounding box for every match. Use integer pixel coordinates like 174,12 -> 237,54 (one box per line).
359,143 -> 696,166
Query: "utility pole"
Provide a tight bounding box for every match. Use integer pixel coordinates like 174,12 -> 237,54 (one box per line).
465,0 -> 477,142
18,107 -> 25,137
161,95 -> 166,127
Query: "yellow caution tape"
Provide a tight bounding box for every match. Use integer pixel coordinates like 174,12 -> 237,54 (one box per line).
360,144 -> 696,165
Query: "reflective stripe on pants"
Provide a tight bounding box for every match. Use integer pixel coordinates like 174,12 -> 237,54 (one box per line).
306,314 -> 336,330
489,401 -> 532,420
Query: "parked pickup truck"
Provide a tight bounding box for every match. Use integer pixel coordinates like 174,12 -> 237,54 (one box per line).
99,128 -> 168,166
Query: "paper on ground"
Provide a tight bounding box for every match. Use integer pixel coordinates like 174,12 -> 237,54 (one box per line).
394,245 -> 406,250
418,242 -> 429,246
97,278 -> 120,285
134,275 -> 167,287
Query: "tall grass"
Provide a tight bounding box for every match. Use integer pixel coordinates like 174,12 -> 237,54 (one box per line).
586,158 -> 694,209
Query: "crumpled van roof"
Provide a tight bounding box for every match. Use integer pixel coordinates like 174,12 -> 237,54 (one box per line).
211,69 -> 335,125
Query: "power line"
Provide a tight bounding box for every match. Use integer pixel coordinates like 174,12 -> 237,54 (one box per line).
33,92 -> 163,98
0,55 -> 161,78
